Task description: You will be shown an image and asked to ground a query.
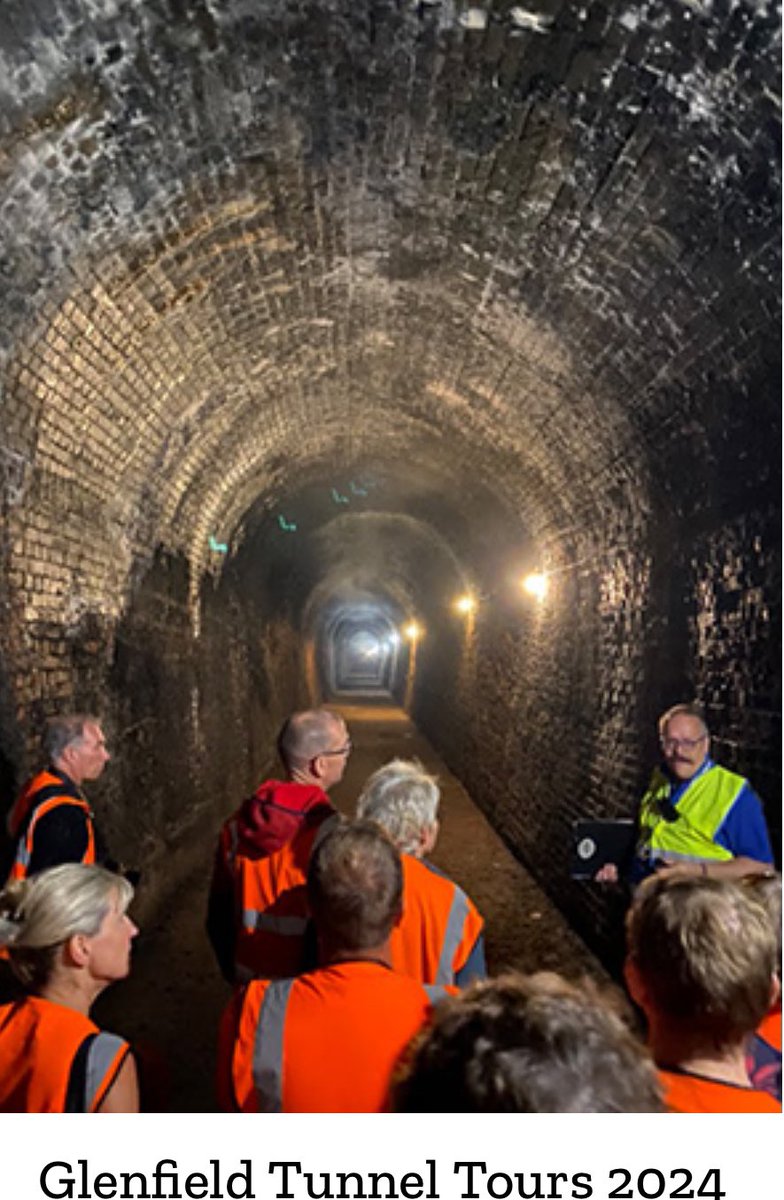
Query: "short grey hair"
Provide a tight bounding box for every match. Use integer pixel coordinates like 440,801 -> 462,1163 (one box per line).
0,864 -> 133,990
356,759 -> 440,856
658,702 -> 708,738
43,714 -> 101,763
278,709 -> 345,768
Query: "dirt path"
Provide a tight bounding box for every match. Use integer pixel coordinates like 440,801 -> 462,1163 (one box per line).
96,703 -> 606,1111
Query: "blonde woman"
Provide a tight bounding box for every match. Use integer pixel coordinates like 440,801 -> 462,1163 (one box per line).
0,863 -> 139,1111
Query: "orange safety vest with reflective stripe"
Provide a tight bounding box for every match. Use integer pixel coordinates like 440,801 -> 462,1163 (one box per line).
235,822 -> 484,985
8,794 -> 95,882
391,856 -> 484,986
658,1067 -> 781,1113
218,960 -> 455,1112
234,818 -> 327,980
0,996 -> 130,1112
6,770 -> 78,840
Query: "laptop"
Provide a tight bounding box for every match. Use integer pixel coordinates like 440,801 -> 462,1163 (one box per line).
570,818 -> 636,879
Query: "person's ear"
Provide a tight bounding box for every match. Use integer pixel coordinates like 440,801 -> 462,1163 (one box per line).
419,821 -> 438,857
769,973 -> 781,1012
59,744 -> 77,773
623,956 -> 647,1009
65,932 -> 91,969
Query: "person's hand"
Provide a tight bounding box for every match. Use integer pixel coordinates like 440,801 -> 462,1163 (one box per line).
594,862 -> 619,884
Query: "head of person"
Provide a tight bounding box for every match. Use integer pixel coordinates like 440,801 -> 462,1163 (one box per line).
306,820 -> 403,958
741,872 -> 782,983
44,714 -> 110,785
625,874 -> 778,1050
658,702 -> 709,782
392,972 -> 663,1112
355,759 -> 440,858
277,709 -> 351,790
0,864 -> 137,995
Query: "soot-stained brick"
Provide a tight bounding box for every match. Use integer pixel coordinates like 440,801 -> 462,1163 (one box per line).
0,0 -> 779,954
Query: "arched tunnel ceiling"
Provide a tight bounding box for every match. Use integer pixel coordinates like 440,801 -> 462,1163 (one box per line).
235,467 -> 522,633
1,0 -> 780,606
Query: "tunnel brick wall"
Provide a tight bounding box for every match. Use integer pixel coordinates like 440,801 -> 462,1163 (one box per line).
0,1 -> 780,957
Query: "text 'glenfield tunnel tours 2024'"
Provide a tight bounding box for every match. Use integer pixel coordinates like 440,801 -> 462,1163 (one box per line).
0,0 -> 780,1143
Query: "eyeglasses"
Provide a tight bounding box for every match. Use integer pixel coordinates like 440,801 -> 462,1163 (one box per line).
660,735 -> 706,752
319,740 -> 352,759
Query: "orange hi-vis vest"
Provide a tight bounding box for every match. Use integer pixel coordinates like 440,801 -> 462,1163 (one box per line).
218,960 -> 455,1112
391,856 -> 484,985
7,770 -> 79,840
235,819 -> 326,980
0,996 -> 129,1112
235,822 -> 484,985
658,1067 -> 781,1113
9,794 -> 95,882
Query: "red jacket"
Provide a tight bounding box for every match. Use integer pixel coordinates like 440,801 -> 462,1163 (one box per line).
207,782 -> 332,980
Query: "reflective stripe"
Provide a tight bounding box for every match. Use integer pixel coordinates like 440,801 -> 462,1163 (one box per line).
242,910 -> 308,936
436,887 -> 468,984
424,985 -> 452,1004
647,849 -> 716,865
16,845 -> 30,867
639,765 -> 742,864
252,979 -> 294,1112
84,1033 -> 126,1111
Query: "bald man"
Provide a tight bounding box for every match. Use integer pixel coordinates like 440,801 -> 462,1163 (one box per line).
206,708 -> 351,979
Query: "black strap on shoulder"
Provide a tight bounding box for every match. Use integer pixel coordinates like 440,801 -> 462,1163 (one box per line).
64,1032 -> 98,1113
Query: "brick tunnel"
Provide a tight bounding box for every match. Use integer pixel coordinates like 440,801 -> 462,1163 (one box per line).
0,0 -> 781,1101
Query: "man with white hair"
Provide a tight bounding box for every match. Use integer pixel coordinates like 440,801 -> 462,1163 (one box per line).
234,759 -> 485,987
207,708 -> 351,979
356,759 -> 485,987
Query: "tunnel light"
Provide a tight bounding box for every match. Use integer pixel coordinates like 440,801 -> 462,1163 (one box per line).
521,572 -> 549,601
454,594 -> 477,616
403,621 -> 422,641
387,631 -> 401,648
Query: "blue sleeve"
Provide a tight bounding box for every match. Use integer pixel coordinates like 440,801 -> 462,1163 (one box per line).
454,932 -> 486,987
715,784 -> 774,864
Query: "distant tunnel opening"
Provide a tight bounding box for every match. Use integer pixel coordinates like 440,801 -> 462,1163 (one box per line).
0,1 -> 780,970
320,605 -> 403,699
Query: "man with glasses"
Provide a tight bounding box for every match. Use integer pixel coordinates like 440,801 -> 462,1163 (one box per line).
596,702 -> 773,886
206,708 -> 351,978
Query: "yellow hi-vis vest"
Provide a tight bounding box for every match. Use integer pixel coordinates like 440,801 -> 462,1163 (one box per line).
636,764 -> 746,867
